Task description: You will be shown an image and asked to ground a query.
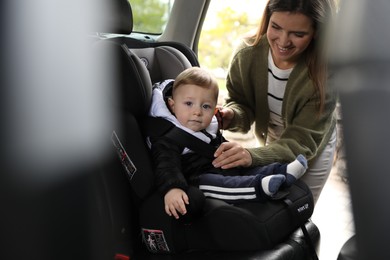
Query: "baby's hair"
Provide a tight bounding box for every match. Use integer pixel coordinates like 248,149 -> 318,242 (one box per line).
172,67 -> 219,101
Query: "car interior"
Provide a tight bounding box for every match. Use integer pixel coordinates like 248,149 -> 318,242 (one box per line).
89,1 -> 320,259
2,0 -> 387,259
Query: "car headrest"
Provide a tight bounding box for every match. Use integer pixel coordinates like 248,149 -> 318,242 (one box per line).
92,0 -> 133,34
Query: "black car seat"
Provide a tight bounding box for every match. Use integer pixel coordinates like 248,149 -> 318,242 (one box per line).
90,0 -> 321,259
337,235 -> 357,260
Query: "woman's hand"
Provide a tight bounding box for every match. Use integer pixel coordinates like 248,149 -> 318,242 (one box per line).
212,141 -> 252,169
164,188 -> 189,219
216,106 -> 234,130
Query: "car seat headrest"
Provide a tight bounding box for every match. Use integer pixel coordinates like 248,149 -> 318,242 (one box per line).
92,40 -> 152,118
93,0 -> 133,34
131,46 -> 193,83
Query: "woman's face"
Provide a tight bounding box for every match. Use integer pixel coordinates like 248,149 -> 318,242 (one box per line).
267,11 -> 315,69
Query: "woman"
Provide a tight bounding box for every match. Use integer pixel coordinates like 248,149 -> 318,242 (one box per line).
213,0 -> 337,204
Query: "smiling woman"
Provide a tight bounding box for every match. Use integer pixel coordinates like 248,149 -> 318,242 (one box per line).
267,12 -> 315,69
217,0 -> 338,205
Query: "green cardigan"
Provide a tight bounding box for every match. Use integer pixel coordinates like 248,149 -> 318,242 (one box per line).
225,36 -> 337,166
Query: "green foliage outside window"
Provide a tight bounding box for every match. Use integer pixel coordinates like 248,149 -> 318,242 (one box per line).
128,0 -> 172,34
199,7 -> 255,71
128,0 -> 258,83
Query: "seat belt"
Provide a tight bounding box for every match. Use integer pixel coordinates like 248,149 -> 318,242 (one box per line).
143,117 -> 216,159
284,198 -> 319,260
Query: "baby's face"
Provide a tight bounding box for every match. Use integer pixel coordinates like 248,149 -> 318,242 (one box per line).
168,84 -> 217,132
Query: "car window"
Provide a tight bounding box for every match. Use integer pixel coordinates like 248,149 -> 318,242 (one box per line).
199,0 -> 267,88
128,0 -> 174,34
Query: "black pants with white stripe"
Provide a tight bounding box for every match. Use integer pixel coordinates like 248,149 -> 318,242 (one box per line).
198,162 -> 286,203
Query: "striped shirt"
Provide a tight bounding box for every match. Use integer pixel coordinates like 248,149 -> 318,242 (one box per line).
267,50 -> 293,143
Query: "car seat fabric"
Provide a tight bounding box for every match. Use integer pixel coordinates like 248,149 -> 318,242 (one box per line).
92,38 -> 156,199
105,36 -> 198,84
131,46 -> 193,84
89,32 -> 157,258
337,235 -> 357,260
111,37 -> 200,68
133,222 -> 320,260
204,179 -> 315,251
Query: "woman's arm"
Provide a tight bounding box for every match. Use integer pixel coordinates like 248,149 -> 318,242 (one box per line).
249,82 -> 337,166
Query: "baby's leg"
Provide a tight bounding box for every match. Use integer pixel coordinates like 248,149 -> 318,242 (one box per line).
285,154 -> 308,186
261,174 -> 286,197
198,173 -> 285,201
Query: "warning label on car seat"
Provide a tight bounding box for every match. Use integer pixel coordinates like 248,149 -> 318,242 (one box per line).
112,131 -> 137,181
142,228 -> 170,253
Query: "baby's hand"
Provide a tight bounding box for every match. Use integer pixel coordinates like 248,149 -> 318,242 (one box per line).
164,188 -> 189,219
